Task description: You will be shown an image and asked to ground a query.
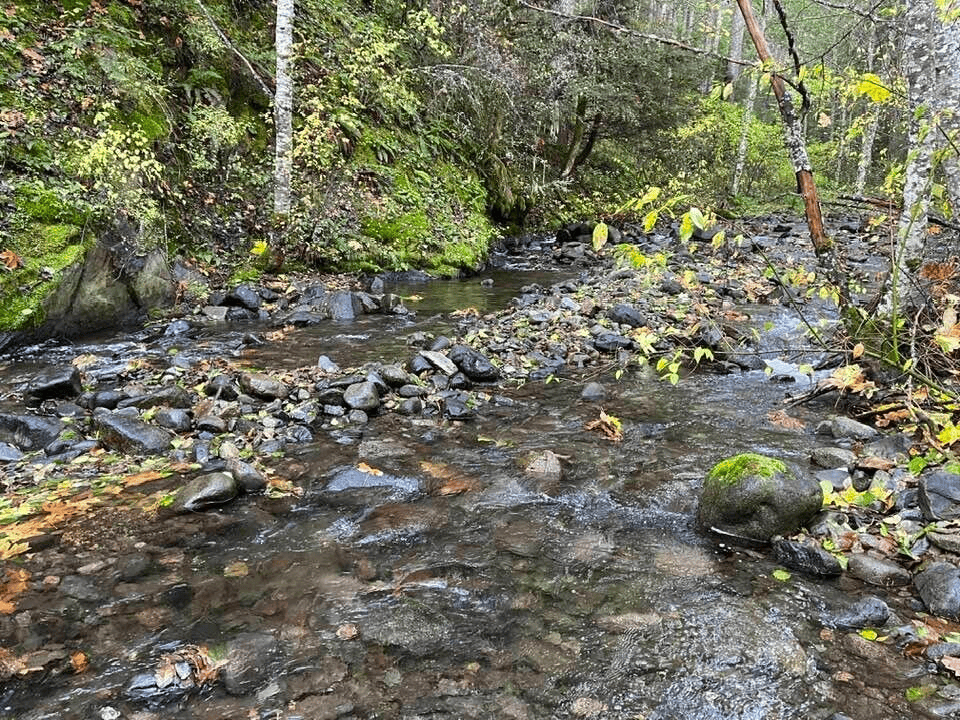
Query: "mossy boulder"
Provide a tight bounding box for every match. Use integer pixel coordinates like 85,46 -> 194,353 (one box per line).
697,453 -> 823,543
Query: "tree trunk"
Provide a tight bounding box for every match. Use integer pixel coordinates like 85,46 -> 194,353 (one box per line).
726,4 -> 745,84
273,0 -> 295,218
559,95 -> 589,179
854,24 -> 879,195
735,0 -> 831,256
732,74 -> 758,196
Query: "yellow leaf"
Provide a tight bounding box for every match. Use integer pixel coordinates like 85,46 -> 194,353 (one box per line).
357,462 -> 383,476
223,561 -> 249,578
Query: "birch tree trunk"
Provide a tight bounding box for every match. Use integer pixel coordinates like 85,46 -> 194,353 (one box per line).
854,25 -> 879,195
726,5 -> 746,84
731,75 -> 758,196
735,0 -> 832,256
273,0 -> 295,218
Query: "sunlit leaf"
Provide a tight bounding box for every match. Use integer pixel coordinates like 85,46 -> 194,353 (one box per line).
592,222 -> 609,252
855,73 -> 891,103
223,561 -> 249,578
772,568 -> 791,581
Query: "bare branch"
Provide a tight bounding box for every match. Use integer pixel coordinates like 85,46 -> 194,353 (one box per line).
515,0 -> 753,70
195,0 -> 273,97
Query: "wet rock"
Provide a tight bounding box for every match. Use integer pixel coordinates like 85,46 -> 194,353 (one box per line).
59,574 -> 102,602
119,385 -> 193,410
829,595 -> 890,630
326,290 -> 361,321
379,364 -> 410,387
593,332 -> 632,353
863,432 -> 913,462
152,408 -> 190,432
525,450 -> 563,484
846,554 -> 911,587
195,414 -> 227,433
580,382 -> 606,401
343,381 -> 380,411
771,537 -> 842,576
317,355 -> 340,373
444,398 -> 474,419
929,529 -> 960,554
93,413 -> 172,455
27,365 -> 82,400
0,442 -> 23,461
408,354 -> 434,375
399,398 -> 423,415
419,350 -> 458,376
814,468 -> 850,491
448,344 -> 499,381
450,371 -> 472,390
164,318 -> 192,336
346,409 -> 368,425
226,458 -> 267,493
169,472 -> 238,513
398,384 -> 427,398
361,604 -> 452,655
117,554 -> 152,582
161,583 -> 194,609
818,416 -> 878,440
430,336 -> 453,351
223,632 -> 279,696
358,438 -> 414,459
810,447 -> 857,470
202,305 -> 229,321
239,372 -> 289,400
606,303 -> 646,328
224,284 -> 261,310
915,562 -> 960,618
697,454 -> 822,543
0,413 -> 64,450
919,470 -> 960,521
204,374 -> 239,400
90,390 -> 126,410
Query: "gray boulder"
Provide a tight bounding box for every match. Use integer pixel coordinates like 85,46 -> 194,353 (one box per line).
0,413 -> 64,450
343,381 -> 380,411
239,372 -> 289,400
27,366 -> 82,400
169,472 -> 238,513
448,344 -> 499,381
697,453 -> 823,543
915,562 -> 960,618
607,303 -> 647,328
919,470 -> 960,521
93,413 -> 172,455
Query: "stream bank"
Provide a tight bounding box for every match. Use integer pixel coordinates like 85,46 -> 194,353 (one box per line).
2,219 -> 960,719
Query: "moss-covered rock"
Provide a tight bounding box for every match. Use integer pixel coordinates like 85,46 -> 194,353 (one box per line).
697,453 -> 823,543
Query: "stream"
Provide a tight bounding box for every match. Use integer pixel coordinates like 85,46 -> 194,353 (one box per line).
0,259 -> 938,720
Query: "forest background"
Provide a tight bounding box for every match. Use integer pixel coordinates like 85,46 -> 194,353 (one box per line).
0,0 -> 956,332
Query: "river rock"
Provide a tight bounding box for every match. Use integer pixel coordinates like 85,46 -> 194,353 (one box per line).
169,472 -> 238,513
196,415 -> 226,433
326,290 -> 360,321
915,562 -> 960,618
224,284 -> 261,310
846,554 -> 911,587
919,470 -> 960,521
607,303 -> 646,328
444,397 -> 474,419
408,354 -> 433,375
697,453 -> 822,543
226,458 -> 267,493
771,537 -> 842,576
819,416 -> 878,440
317,355 -> 340,373
93,413 -> 172,455
0,442 -> 23,461
581,382 -> 606,401
593,332 -> 632,353
810,446 -> 857,470
239,372 -> 289,400
27,366 -> 82,400
398,398 -> 423,415
223,632 -> 279,695
0,413 -> 64,450
343,381 -> 380,411
59,574 -> 102,602
828,595 -> 890,630
448,344 -> 499,381
154,408 -> 192,432
525,450 -> 562,484
205,374 -> 239,400
419,350 -> 458,376
121,385 -> 195,410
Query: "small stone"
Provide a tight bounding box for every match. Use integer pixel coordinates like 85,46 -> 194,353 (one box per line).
419,350 -> 458,376
239,372 -> 289,400
218,441 -> 241,460
919,470 -> 960,521
846,554 -> 911,587
915,562 -> 960,618
226,458 -> 267,493
337,623 -> 360,640
525,451 -> 562,484
810,446 -> 857,470
343,381 -> 380,411
822,416 -> 878,440
196,415 -> 227,433
168,472 -> 238,513
580,382 -> 606,401
571,697 -> 607,717
830,595 -> 890,630
317,355 -> 340,373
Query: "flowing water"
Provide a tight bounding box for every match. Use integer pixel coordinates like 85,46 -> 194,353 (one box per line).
0,265 -> 934,720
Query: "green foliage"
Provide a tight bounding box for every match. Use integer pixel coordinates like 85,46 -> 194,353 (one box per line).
706,454 -> 787,487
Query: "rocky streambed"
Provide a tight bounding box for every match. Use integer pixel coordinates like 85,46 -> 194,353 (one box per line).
2,221 -> 960,719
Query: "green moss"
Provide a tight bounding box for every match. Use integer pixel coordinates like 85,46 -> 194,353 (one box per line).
706,453 -> 787,488
227,266 -> 263,286
0,223 -> 87,331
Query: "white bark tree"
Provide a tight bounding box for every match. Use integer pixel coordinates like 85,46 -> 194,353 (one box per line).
892,0 -> 960,303
273,0 -> 295,218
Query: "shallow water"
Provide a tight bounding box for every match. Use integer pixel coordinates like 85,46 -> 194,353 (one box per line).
0,268 -> 935,720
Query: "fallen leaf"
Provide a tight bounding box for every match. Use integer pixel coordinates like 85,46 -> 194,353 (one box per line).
223,561 -> 249,578
122,470 -> 167,487
585,409 -> 623,441
70,651 -> 88,673
941,656 -> 960,678
0,249 -> 23,269
0,568 -> 30,615
767,410 -> 805,430
857,456 -> 895,471
420,461 -> 479,495
357,462 -> 383,476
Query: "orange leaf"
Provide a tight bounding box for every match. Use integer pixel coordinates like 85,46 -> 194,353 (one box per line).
767,410 -> 805,430
852,342 -> 865,359
0,249 -> 23,270
357,462 -> 383,476
0,569 -> 30,614
122,470 -> 166,487
70,651 -> 88,673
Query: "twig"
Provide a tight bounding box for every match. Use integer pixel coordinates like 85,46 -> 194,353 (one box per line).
194,0 -> 273,97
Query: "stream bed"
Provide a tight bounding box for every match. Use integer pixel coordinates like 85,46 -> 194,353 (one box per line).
0,260 -> 941,720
